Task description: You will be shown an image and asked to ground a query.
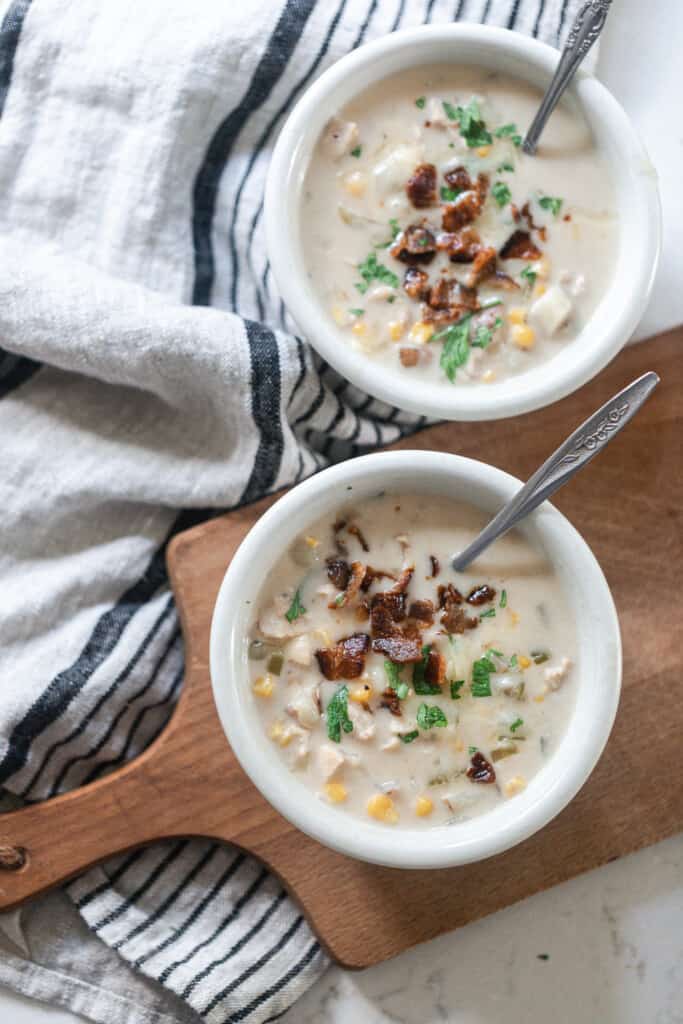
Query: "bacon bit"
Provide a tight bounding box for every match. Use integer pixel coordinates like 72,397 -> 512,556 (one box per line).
347,523 -> 369,552
406,162 -> 437,207
355,601 -> 370,622
399,347 -> 420,368
422,278 -> 480,326
329,559 -> 365,609
315,633 -> 370,680
436,226 -> 481,264
370,591 -> 407,636
408,599 -> 435,625
521,201 -> 547,242
391,225 -> 437,265
403,266 -> 431,300
485,270 -> 519,291
442,191 -> 482,232
391,566 -> 414,593
467,751 -> 496,784
563,213 -> 572,222
443,165 -> 472,193
428,555 -> 440,578
441,604 -> 478,634
466,246 -> 497,289
424,649 -> 446,687
332,518 -> 348,555
380,687 -> 402,716
360,566 -> 396,592
438,583 -> 463,607
466,584 -> 497,606
372,635 -> 423,662
326,557 -> 351,591
510,203 -> 521,223
499,230 -> 542,261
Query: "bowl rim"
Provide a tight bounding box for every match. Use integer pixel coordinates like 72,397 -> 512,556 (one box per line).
265,23 -> 661,422
210,450 -> 622,869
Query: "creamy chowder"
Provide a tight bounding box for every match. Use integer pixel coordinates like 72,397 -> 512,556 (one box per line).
301,65 -> 617,385
247,495 -> 576,827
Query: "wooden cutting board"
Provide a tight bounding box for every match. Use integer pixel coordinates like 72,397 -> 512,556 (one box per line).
0,329 -> 681,969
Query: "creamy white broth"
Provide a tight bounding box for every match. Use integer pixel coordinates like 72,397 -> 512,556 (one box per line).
247,495 -> 576,828
301,65 -> 617,386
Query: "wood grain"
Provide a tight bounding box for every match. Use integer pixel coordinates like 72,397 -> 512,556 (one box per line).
0,329 -> 681,969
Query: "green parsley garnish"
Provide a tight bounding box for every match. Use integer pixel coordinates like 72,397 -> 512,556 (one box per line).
442,99 -> 459,121
491,181 -> 511,207
471,655 -> 495,697
494,122 -> 522,147
355,253 -> 399,294
488,648 -> 504,658
471,317 -> 502,350
285,587 -> 306,623
350,145 -> 362,158
384,660 -> 402,689
539,195 -> 563,217
450,679 -> 465,700
480,607 -> 496,619
375,218 -> 402,250
509,653 -> 518,669
521,265 -> 537,287
497,160 -> 514,173
433,300 -> 502,382
468,745 -> 478,755
452,97 -> 493,147
510,717 -> 524,733
396,682 -> 409,700
417,703 -> 448,730
326,685 -> 353,742
413,645 -> 441,695
440,185 -> 461,202
400,730 -> 419,743
415,96 -> 426,109
348,307 -> 364,317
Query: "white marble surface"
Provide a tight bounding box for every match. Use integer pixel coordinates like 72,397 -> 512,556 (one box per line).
2,1 -> 682,1021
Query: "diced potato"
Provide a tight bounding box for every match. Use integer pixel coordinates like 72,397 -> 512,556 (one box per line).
415,796 -> 434,817
318,744 -> 345,781
286,687 -> 320,729
285,634 -> 312,667
367,793 -> 399,824
545,656 -> 572,690
253,675 -> 274,698
511,324 -> 536,350
373,144 -> 422,195
528,285 -> 572,336
324,782 -> 348,804
504,775 -> 527,797
344,171 -> 367,197
322,117 -> 359,160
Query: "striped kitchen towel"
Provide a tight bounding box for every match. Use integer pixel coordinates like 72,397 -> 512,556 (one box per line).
0,1 -> 596,1022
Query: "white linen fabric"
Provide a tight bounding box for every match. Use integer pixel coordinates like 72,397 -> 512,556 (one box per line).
0,1 -> 593,1021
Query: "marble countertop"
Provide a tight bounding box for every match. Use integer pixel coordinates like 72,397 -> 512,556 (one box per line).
2,1 -> 682,1022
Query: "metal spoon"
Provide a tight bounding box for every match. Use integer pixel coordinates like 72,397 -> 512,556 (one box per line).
522,0 -> 613,156
452,371 -> 659,572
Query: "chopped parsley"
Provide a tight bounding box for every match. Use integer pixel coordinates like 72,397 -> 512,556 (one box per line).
285,587 -> 306,623
396,682 -> 410,700
497,160 -> 514,173
471,655 -> 495,697
537,953 -> 550,961
400,730 -> 419,743
413,645 -> 441,695
440,185 -> 461,202
415,96 -> 426,109
471,317 -> 502,350
450,679 -> 465,700
509,653 -> 518,669
355,253 -> 399,294
521,265 -> 537,287
375,218 -> 402,250
491,181 -> 511,207
499,588 -> 507,608
417,703 -> 448,730
494,122 -> 522,147
488,648 -> 504,658
510,717 -> 524,733
468,745 -> 478,755
480,607 -> 496,619
539,195 -> 563,217
443,97 -> 492,147
350,145 -> 362,158
442,99 -> 459,121
326,685 -> 353,742
384,660 -> 403,689
348,307 -> 364,317
433,300 -> 502,382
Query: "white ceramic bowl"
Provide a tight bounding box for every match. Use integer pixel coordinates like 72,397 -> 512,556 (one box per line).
265,24 -> 660,422
210,451 -> 621,869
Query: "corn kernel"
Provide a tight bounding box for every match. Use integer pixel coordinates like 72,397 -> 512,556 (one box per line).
504,775 -> 527,797
533,282 -> 547,298
533,688 -> 547,704
325,782 -> 348,804
388,320 -> 405,342
304,535 -> 320,549
351,321 -> 367,337
367,793 -> 399,824
518,655 -> 532,670
511,323 -> 536,350
268,721 -> 294,747
415,796 -> 433,817
409,321 -> 434,344
331,305 -> 347,326
508,307 -> 527,325
349,682 -> 374,704
344,171 -> 366,197
253,675 -> 274,698
482,369 -> 496,383
454,739 -> 464,753
508,610 -> 520,626
477,146 -> 491,157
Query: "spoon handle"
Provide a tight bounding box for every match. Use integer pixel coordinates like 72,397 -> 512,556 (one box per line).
522,0 -> 613,156
451,371 -> 659,573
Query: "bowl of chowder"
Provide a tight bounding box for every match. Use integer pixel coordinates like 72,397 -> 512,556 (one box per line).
210,451 -> 621,869
265,24 -> 659,421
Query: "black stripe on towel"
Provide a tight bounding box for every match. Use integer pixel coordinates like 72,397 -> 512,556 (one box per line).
239,320 -> 284,504
92,841 -> 189,933
0,0 -> 31,116
191,0 -> 317,306
0,349 -> 41,398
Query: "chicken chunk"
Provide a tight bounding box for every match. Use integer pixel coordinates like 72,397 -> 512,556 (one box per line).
322,117 -> 359,160
545,656 -> 572,691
